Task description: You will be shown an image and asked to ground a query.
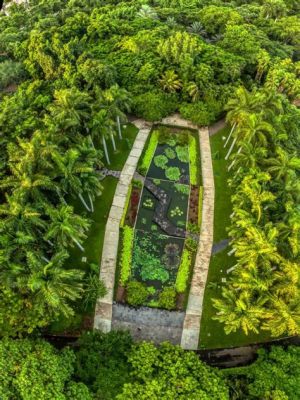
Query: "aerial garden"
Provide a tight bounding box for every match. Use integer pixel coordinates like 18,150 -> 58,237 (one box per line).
116,125 -> 201,309
0,0 -> 299,397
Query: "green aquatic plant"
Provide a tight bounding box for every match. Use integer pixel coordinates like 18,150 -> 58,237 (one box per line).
154,154 -> 168,169
170,206 -> 184,217
176,145 -> 189,163
165,166 -> 181,181
165,147 -> 176,159
174,183 -> 189,195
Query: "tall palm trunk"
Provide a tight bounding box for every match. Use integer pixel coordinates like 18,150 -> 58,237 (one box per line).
224,122 -> 236,148
111,133 -> 116,151
88,192 -> 94,212
225,137 -> 237,160
79,193 -> 91,212
117,116 -> 122,139
72,236 -> 84,252
228,147 -> 242,171
102,136 -> 110,165
227,247 -> 236,256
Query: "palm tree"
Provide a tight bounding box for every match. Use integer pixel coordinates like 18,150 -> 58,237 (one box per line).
26,250 -> 85,317
212,289 -> 267,335
137,5 -> 158,19
44,204 -> 90,251
89,109 -> 114,165
224,87 -> 263,148
228,142 -> 267,172
186,82 -> 200,102
264,147 -> 300,183
101,85 -> 132,140
188,21 -> 207,36
47,88 -> 91,141
262,296 -> 300,337
159,70 -> 182,93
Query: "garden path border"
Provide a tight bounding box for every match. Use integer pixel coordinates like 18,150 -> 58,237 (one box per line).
161,115 -> 215,350
94,119 -> 152,332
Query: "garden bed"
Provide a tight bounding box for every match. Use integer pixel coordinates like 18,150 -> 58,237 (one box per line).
115,125 -> 202,310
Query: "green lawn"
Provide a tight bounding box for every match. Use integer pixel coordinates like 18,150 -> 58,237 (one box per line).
199,127 -> 272,349
103,123 -> 139,170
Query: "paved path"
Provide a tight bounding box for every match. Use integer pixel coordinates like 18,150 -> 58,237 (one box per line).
94,120 -> 151,333
161,115 -> 215,350
209,119 -> 226,136
212,239 -> 230,255
112,304 -> 185,345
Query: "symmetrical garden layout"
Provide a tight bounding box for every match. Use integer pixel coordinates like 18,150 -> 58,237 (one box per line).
116,125 -> 201,310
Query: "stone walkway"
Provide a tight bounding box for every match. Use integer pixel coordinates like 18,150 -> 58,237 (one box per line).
212,239 -> 230,255
209,118 -> 226,136
112,304 -> 185,345
94,120 -> 151,333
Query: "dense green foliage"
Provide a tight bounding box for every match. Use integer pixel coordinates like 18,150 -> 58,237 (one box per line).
0,338 -> 92,400
213,87 -> 300,338
119,225 -> 134,286
0,332 -> 298,400
175,248 -> 192,293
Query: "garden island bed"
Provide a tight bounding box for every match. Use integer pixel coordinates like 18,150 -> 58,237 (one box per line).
115,125 -> 202,310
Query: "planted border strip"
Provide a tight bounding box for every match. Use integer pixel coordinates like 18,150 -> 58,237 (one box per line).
119,225 -> 134,286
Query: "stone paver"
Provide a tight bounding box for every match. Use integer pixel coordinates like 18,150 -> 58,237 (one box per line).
181,126 -> 215,350
112,304 -> 185,345
94,120 -> 151,333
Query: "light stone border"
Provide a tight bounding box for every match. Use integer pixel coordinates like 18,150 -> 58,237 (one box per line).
94,120 -> 152,332
161,115 -> 215,350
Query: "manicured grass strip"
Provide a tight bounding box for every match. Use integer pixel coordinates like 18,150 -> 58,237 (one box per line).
210,127 -> 233,243
66,176 -> 118,270
198,186 -> 203,228
103,123 -> 139,171
119,225 -> 134,286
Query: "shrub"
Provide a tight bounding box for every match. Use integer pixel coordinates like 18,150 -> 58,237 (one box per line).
179,102 -> 214,126
188,135 -> 198,185
185,237 -> 198,252
0,61 -> 27,90
119,226 -> 134,286
133,91 -> 178,121
165,147 -> 176,159
126,281 -> 148,306
158,287 -> 176,310
175,249 -> 192,293
140,262 -> 169,283
175,145 -> 189,163
165,166 -> 181,181
154,154 -> 168,169
138,130 -> 159,175
174,183 -> 190,195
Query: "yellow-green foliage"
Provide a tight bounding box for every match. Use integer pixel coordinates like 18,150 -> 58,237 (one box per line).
198,186 -> 203,228
188,135 -> 198,185
120,226 -> 134,286
175,249 -> 192,293
120,185 -> 132,228
139,130 -> 159,175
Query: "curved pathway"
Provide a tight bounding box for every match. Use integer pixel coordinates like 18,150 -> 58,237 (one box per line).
94,120 -> 152,333
161,115 -> 215,350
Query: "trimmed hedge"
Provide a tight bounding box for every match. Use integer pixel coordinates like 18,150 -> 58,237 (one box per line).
138,130 -> 159,175
119,226 -> 134,286
188,135 -> 198,185
175,249 -> 192,293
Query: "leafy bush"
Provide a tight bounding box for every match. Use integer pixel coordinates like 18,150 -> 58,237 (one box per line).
175,145 -> 189,163
154,154 -> 168,169
174,183 -> 190,195
158,287 -> 176,310
180,102 -> 215,126
139,130 -> 159,175
119,226 -> 134,286
133,91 -> 178,121
75,331 -> 132,400
185,237 -> 198,252
0,338 -> 92,400
188,135 -> 198,185
165,147 -> 176,159
175,249 -> 192,293
0,61 -> 27,90
140,262 -> 169,283
165,166 -> 181,181
126,281 -> 149,306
